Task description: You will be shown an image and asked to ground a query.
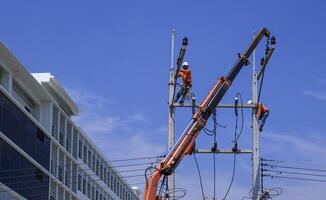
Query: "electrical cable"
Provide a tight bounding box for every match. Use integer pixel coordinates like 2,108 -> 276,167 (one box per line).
222,93 -> 241,200
210,109 -> 217,200
0,173 -> 145,200
158,175 -> 167,198
109,155 -> 164,162
258,36 -> 271,103
222,154 -> 236,200
193,153 -> 205,200
262,158 -> 326,167
144,166 -> 155,185
234,92 -> 244,143
114,162 -> 154,168
265,174 -> 326,183
0,164 -> 152,181
263,169 -> 326,178
258,69 -> 265,103
213,151 -> 216,200
161,187 -> 187,200
0,158 -> 159,199
263,163 -> 326,173
0,161 -> 155,196
0,156 -> 161,174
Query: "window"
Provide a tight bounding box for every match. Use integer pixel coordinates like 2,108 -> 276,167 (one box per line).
72,128 -> 78,158
65,157 -> 71,188
12,81 -> 37,117
83,143 -> 87,163
66,121 -> 72,152
100,163 -> 103,180
58,186 -> 64,200
87,181 -> 91,198
92,155 -> 96,170
0,67 -> 4,85
88,149 -> 91,167
0,90 -> 50,169
77,172 -> 82,191
82,177 -> 86,195
58,150 -> 64,182
96,160 -> 100,176
92,186 -> 95,200
78,139 -> 83,159
0,138 -> 49,199
36,128 -> 45,142
51,143 -> 58,176
59,112 -> 66,146
50,179 -> 57,200
72,163 -> 78,193
52,106 -> 59,139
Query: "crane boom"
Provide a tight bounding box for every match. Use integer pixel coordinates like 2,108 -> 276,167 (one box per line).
143,28 -> 274,200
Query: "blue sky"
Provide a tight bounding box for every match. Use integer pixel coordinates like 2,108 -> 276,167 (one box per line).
2,1 -> 326,199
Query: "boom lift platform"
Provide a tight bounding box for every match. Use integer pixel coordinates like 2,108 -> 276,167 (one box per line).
144,28 -> 276,200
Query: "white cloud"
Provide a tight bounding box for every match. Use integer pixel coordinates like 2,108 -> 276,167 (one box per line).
303,90 -> 326,101
67,88 -> 166,188
314,77 -> 326,86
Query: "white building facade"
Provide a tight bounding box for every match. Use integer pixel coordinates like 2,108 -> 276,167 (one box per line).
0,42 -> 140,200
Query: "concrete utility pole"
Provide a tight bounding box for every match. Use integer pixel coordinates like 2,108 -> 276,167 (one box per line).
167,29 -> 175,200
251,31 -> 260,200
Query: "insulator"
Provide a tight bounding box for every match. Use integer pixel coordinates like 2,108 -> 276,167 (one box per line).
182,37 -> 188,46
260,57 -> 265,66
271,36 -> 276,45
265,47 -> 270,56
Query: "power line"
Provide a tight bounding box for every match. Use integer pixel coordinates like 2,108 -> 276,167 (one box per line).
265,174 -> 326,183
222,93 -> 241,200
222,154 -> 236,200
0,172 -> 145,199
0,159 -> 157,173
193,153 -> 205,200
263,169 -> 326,178
0,163 -> 151,180
114,162 -> 155,168
109,155 -> 164,163
262,158 -> 326,167
263,163 -> 326,173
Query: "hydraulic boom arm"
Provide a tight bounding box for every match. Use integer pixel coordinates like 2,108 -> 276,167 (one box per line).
143,28 -> 275,200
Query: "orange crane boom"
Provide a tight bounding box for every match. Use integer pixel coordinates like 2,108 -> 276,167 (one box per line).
143,28 -> 275,200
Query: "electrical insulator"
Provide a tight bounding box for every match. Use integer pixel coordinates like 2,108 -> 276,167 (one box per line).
182,37 -> 188,46
265,47 -> 270,56
260,57 -> 265,66
271,36 -> 276,48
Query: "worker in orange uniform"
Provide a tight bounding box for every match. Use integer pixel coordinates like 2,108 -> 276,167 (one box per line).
257,102 -> 269,132
175,61 -> 192,104
247,100 -> 270,132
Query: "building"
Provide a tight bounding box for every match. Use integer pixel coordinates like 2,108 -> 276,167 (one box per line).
0,42 -> 140,200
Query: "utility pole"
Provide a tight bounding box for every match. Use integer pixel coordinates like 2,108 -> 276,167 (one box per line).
167,29 -> 175,200
252,31 -> 260,200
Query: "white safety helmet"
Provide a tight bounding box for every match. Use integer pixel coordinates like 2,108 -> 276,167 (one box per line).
182,61 -> 189,67
247,100 -> 253,104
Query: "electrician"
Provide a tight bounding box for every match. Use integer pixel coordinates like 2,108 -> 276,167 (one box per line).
248,100 -> 270,132
257,103 -> 269,132
174,61 -> 193,104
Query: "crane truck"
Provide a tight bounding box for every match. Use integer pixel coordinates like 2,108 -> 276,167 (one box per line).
143,28 -> 276,200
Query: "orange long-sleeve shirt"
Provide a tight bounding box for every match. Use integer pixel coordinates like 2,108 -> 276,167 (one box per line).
257,103 -> 268,120
178,69 -> 192,86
